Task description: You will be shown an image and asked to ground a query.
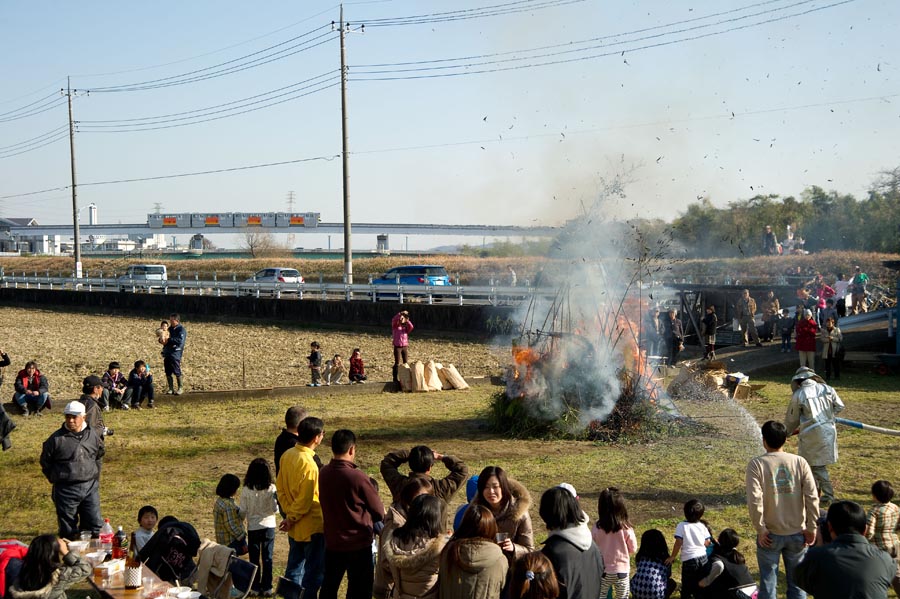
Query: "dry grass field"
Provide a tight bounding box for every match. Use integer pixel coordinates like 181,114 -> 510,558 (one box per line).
1,306 -> 898,596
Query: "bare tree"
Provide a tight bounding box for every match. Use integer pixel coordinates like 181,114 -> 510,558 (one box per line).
241,231 -> 290,258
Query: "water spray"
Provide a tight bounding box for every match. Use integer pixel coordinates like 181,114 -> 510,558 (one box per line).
836,417 -> 900,437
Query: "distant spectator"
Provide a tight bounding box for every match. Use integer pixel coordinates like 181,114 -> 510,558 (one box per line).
762,225 -> 778,255
127,360 -> 155,409
746,421 -> 819,599
832,273 -> 849,317
659,309 -> 683,366
162,314 -> 187,395
391,311 -> 414,386
795,309 -> 818,369
156,320 -> 169,346
795,501 -> 894,599
8,534 -> 92,599
380,445 -> 468,504
865,480 -> 900,596
643,307 -> 662,357
760,291 -> 780,342
779,308 -> 795,353
323,354 -> 345,386
735,290 -> 762,347
700,306 -> 717,360
13,361 -> 50,416
307,342 -> 322,388
348,349 -> 367,384
0,350 -> 12,450
820,318 -> 843,381
438,505 -> 508,599
101,361 -> 131,411
849,266 -> 869,314
813,275 -> 836,326
507,265 -> 517,287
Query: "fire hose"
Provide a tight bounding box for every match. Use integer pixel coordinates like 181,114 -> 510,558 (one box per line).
836,417 -> 900,437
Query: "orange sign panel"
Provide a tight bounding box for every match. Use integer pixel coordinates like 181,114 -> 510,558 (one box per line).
289,216 -> 305,225
162,217 -> 178,226
247,216 -> 262,226
205,216 -> 219,225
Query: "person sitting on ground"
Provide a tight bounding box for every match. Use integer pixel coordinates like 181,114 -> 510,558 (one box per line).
383,494 -> 447,599
380,445 -> 468,504
539,485 -> 603,599
795,501 -> 894,599
696,528 -> 754,593
630,529 -> 676,599
472,465 -> 535,563
438,505 -> 508,599
134,505 -> 158,553
323,354 -> 345,386
101,361 -> 131,411
865,480 -> 900,596
8,535 -> 92,599
348,349 -> 367,384
127,360 -> 155,409
510,552 -> 560,599
13,361 -> 50,416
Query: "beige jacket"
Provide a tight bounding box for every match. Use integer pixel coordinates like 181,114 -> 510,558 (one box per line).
383,531 -> 447,599
438,539 -> 508,599
473,478 -> 534,562
746,451 -> 819,536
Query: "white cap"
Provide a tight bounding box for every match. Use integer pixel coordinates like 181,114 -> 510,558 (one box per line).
63,401 -> 86,416
558,483 -> 578,498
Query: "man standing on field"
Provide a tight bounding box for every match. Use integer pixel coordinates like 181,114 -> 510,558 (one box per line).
277,417 -> 326,599
162,313 -> 187,395
746,420 -> 819,599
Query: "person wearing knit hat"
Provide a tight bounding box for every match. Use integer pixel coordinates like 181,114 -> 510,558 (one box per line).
785,366 -> 844,506
41,395 -> 106,540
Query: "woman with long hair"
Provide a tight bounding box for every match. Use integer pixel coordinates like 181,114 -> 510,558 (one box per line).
630,529 -> 676,599
471,466 -> 534,563
9,535 -> 91,599
241,458 -> 278,596
375,477 -> 434,598
439,505 -> 508,599
383,494 -> 447,599
696,529 -> 754,596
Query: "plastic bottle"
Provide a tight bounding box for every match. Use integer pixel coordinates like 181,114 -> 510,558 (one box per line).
99,518 -> 114,555
113,526 -> 128,559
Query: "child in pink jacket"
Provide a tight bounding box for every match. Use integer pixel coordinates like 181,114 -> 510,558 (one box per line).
592,487 -> 637,599
391,311 -> 414,384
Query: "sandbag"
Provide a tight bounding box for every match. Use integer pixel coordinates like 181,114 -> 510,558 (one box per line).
411,361 -> 427,392
398,363 -> 413,392
424,360 -> 443,391
435,363 -> 451,388
441,364 -> 469,390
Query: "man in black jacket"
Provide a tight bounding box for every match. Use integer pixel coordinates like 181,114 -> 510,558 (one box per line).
40,400 -> 105,540
795,501 -> 894,599
163,313 -> 187,395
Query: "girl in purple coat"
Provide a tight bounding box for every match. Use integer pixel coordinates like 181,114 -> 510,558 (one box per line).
391,311 -> 414,384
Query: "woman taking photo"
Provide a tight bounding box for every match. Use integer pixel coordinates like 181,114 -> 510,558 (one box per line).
439,505 -> 508,599
471,466 -> 534,563
383,494 -> 447,599
9,535 -> 91,599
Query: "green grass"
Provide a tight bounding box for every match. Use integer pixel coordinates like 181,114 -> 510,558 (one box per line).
2,354 -> 898,596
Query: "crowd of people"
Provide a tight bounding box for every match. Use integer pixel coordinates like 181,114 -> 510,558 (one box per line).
5,376 -> 897,599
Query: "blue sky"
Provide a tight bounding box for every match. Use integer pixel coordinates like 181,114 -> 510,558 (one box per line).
1,0 -> 897,250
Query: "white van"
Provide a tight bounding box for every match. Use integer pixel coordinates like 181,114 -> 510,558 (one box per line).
117,264 -> 168,292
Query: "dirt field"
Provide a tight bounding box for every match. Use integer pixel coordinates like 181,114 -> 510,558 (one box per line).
0,307 -> 504,396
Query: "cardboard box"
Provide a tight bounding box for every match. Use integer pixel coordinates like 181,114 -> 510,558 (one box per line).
94,558 -> 125,578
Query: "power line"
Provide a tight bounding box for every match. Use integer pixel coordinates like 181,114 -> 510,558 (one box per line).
361,0 -> 582,26
86,26 -> 335,93
355,0 -> 792,67
0,91 -> 62,118
0,133 -> 69,160
0,79 -> 66,107
0,124 -> 69,151
72,5 -> 341,79
77,80 -> 340,132
351,0 -> 857,80
0,98 -> 66,124
78,71 -> 338,126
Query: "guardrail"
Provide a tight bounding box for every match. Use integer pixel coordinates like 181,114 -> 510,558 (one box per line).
0,273 -> 551,306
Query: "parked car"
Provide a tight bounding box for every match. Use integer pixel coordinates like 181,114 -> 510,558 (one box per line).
371,265 -> 452,300
242,267 -> 304,296
117,264 -> 167,292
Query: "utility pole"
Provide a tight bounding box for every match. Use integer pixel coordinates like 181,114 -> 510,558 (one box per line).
340,4 -> 353,284
65,77 -> 81,278
286,191 -> 296,249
